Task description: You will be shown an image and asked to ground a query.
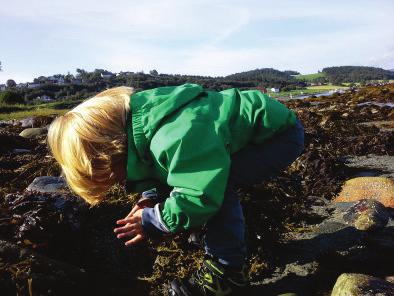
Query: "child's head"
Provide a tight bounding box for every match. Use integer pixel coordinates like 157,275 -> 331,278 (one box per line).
48,86 -> 134,204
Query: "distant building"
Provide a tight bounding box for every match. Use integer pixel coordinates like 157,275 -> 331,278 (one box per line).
71,78 -> 82,85
34,95 -> 53,102
0,84 -> 6,91
101,73 -> 114,79
27,83 -> 40,89
48,76 -> 65,85
16,83 -> 28,89
270,87 -> 280,93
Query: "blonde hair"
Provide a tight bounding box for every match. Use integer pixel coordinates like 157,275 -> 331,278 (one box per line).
48,86 -> 134,204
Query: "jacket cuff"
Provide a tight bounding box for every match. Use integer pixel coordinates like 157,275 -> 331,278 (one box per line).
141,203 -> 170,236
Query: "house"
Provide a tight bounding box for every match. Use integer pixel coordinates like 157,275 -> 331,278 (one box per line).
0,84 -> 6,91
48,76 -> 66,85
16,83 -> 28,89
71,78 -> 82,85
34,95 -> 53,102
27,83 -> 40,89
101,73 -> 115,79
270,87 -> 280,93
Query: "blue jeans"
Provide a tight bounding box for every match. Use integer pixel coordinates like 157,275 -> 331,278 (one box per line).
204,119 -> 305,268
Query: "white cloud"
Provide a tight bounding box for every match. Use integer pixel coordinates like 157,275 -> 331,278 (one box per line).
1,0 -> 394,82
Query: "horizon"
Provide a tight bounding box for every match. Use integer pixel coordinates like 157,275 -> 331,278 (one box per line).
1,0 -> 394,84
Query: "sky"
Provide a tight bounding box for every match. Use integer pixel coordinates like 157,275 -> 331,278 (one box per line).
0,0 -> 394,84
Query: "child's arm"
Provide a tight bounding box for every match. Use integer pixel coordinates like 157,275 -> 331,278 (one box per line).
141,121 -> 231,234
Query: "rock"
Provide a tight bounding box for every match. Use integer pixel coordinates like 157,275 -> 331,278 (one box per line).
342,199 -> 390,231
19,116 -> 35,127
18,115 -> 54,128
19,127 -> 47,138
331,273 -> 394,296
0,119 -> 15,127
26,176 -> 67,193
334,177 -> 394,208
344,155 -> 394,178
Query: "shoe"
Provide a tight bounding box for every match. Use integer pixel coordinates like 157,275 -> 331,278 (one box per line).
169,257 -> 248,296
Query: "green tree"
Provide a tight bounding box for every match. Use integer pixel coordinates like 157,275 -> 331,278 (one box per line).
6,79 -> 16,88
150,69 -> 159,76
0,90 -> 24,104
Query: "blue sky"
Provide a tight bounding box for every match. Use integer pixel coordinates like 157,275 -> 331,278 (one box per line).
1,0 -> 394,83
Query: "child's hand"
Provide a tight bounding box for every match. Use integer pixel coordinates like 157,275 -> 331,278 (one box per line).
114,209 -> 145,246
126,198 -> 154,218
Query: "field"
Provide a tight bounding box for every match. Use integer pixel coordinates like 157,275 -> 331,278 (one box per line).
0,99 -> 82,120
294,72 -> 327,81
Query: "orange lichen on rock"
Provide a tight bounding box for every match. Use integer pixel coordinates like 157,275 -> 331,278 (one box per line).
334,177 -> 394,208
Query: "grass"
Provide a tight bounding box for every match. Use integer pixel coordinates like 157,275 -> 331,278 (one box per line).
0,108 -> 69,120
0,99 -> 82,120
306,85 -> 348,90
294,72 -> 327,81
268,84 -> 348,99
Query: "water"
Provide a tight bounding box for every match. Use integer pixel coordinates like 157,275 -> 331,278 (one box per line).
290,89 -> 346,100
357,102 -> 394,108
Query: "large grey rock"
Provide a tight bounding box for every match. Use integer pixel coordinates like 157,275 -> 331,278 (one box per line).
344,155 -> 394,179
343,199 -> 390,231
26,176 -> 68,193
331,273 -> 394,296
19,127 -> 46,138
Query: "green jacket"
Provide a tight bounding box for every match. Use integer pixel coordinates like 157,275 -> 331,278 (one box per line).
126,83 -> 296,233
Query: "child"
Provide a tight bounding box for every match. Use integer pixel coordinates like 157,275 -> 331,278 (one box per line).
48,83 -> 304,295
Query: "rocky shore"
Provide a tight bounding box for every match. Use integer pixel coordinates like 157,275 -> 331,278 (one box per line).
0,84 -> 393,295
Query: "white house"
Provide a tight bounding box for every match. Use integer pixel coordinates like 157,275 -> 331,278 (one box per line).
71,78 -> 82,85
101,73 -> 114,79
48,76 -> 66,85
34,95 -> 53,102
27,83 -> 40,89
270,87 -> 280,93
16,83 -> 28,89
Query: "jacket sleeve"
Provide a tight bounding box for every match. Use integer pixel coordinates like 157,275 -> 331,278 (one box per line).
150,120 -> 231,233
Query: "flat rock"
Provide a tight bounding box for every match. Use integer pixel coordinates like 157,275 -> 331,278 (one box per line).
331,273 -> 394,296
19,127 -> 47,138
334,177 -> 394,208
344,155 -> 394,178
26,176 -> 68,193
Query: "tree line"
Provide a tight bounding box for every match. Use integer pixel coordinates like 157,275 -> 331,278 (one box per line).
1,66 -> 393,105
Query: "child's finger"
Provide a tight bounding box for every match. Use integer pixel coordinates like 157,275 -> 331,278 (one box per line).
116,216 -> 138,225
116,230 -> 136,239
113,223 -> 137,234
125,234 -> 144,246
127,205 -> 139,218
